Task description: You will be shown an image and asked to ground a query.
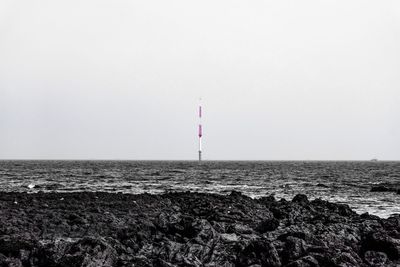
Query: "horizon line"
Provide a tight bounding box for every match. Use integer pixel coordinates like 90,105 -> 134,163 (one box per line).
0,159 -> 398,162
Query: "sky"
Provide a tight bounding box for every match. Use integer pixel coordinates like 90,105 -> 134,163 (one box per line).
0,0 -> 399,160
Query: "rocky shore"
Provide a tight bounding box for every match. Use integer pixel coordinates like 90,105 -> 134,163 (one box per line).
0,191 -> 399,267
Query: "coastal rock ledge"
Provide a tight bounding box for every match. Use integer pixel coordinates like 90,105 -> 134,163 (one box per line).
0,191 -> 399,267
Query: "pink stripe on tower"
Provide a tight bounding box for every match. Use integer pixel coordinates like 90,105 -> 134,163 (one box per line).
198,100 -> 203,161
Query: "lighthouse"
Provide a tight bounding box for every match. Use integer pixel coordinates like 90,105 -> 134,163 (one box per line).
198,102 -> 202,161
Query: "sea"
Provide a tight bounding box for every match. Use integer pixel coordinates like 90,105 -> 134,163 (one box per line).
0,160 -> 399,218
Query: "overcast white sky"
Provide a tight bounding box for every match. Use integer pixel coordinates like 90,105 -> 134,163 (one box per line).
0,0 -> 399,160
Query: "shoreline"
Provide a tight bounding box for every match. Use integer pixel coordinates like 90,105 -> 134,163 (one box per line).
0,191 -> 399,266
7,188 -> 400,219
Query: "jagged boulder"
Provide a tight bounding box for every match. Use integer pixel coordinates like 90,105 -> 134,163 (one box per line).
36,237 -> 117,267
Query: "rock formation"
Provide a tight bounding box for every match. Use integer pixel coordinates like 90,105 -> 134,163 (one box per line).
0,191 -> 399,266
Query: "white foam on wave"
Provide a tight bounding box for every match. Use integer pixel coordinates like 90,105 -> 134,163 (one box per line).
27,184 -> 35,189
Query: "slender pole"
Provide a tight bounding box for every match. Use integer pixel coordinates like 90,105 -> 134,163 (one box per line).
198,102 -> 202,161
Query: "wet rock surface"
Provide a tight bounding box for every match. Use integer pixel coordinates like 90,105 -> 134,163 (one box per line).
0,191 -> 399,266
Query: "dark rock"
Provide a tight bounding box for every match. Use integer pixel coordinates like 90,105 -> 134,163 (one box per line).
292,194 -> 309,204
2,257 -> 23,267
332,251 -> 362,266
363,231 -> 400,260
286,255 -> 319,267
227,223 -> 254,235
283,236 -> 307,263
230,190 -> 244,197
278,231 -> 310,242
37,237 -> 117,267
364,250 -> 387,266
68,213 -> 88,225
0,235 -> 35,256
256,217 -> 280,233
237,240 -> 281,267
261,194 -> 276,203
0,191 -> 399,266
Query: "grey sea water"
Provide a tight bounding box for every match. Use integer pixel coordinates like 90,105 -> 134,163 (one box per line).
0,160 -> 399,218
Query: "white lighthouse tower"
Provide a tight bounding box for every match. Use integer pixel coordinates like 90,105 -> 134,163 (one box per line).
198,101 -> 203,161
